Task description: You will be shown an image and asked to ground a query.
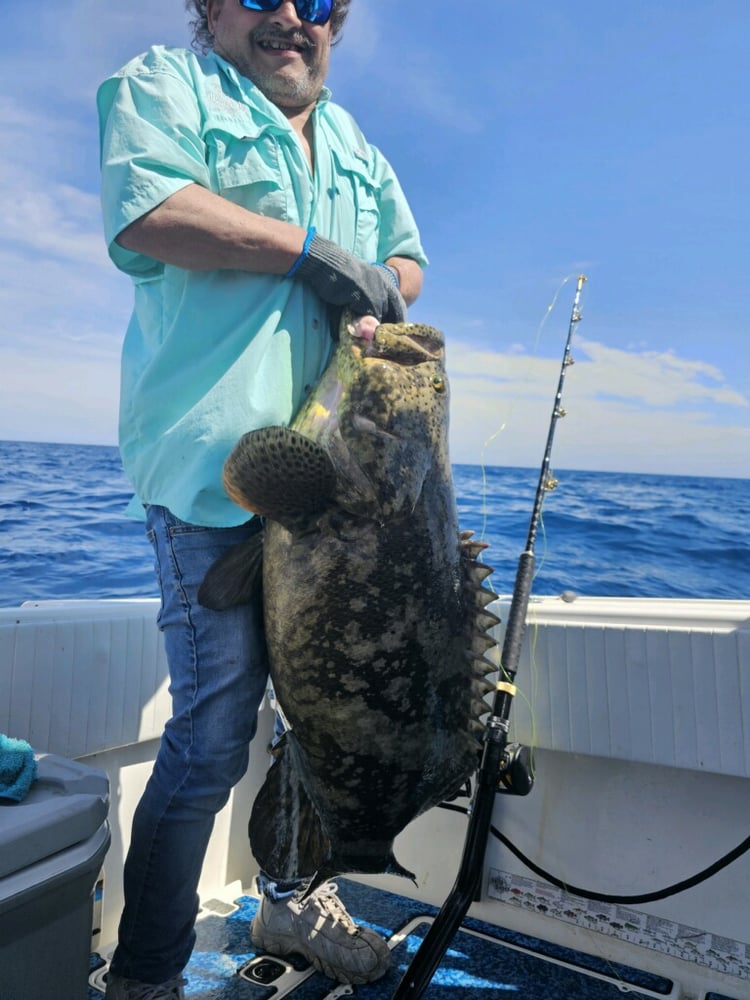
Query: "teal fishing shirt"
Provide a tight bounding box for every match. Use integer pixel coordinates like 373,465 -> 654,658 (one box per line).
97,46 -> 427,526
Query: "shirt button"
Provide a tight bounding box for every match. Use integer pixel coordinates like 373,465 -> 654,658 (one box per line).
312,318 -> 320,329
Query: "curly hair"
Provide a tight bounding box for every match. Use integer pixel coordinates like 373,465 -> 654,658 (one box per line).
185,0 -> 352,54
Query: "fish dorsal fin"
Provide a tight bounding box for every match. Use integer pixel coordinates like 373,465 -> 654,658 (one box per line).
223,427 -> 336,527
460,530 -> 501,722
198,530 -> 264,610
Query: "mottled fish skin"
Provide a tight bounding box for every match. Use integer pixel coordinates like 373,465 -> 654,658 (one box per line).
200,311 -> 499,892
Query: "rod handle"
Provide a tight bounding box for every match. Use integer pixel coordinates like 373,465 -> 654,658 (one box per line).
497,550 -> 535,693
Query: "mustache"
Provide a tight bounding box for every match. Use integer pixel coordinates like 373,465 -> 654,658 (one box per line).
252,27 -> 315,50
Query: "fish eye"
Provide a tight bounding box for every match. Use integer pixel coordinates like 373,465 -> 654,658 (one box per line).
431,375 -> 446,393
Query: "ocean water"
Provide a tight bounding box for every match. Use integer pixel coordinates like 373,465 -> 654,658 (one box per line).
1,439 -> 748,609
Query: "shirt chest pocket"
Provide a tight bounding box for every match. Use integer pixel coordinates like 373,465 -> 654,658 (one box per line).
206,125 -> 291,221
329,148 -> 381,259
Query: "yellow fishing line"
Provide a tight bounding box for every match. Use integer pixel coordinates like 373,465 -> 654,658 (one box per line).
478,275 -> 581,768
477,274 -> 578,545
474,276 -> 624,983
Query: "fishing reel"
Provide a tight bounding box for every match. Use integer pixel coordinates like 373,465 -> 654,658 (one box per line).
497,742 -> 534,796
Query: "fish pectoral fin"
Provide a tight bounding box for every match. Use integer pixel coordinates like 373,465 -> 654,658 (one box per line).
223,427 -> 337,523
197,531 -> 263,610
249,736 -> 330,881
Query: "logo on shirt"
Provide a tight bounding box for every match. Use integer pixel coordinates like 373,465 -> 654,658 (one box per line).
205,87 -> 246,118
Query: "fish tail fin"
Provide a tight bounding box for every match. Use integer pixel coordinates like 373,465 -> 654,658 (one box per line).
249,733 -> 330,882
386,856 -> 418,886
300,853 -> 417,900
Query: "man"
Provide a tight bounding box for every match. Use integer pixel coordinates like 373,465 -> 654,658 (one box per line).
97,2 -> 427,998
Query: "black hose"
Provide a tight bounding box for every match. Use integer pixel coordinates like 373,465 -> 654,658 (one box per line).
439,801 -> 750,905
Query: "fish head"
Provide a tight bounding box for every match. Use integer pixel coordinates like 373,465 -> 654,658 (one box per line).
293,312 -> 451,517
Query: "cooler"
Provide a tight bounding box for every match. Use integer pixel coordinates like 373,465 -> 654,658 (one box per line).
0,753 -> 111,1000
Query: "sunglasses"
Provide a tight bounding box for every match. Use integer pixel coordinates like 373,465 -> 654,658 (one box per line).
237,0 -> 333,26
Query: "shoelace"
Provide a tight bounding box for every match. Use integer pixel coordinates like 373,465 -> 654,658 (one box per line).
304,882 -> 359,935
121,977 -> 188,1000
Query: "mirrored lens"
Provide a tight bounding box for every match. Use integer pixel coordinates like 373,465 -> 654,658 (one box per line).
238,0 -> 332,25
296,0 -> 333,24
238,0 -> 283,10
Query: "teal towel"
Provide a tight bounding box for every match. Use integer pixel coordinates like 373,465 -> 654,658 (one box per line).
0,734 -> 38,802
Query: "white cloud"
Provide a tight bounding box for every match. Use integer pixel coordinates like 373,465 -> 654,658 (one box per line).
0,347 -> 120,446
1,2 -> 747,483
0,171 -> 106,269
330,3 -> 485,133
332,1 -> 380,62
3,6 -> 192,109
447,337 -> 749,476
573,336 -> 748,409
0,105 -> 127,360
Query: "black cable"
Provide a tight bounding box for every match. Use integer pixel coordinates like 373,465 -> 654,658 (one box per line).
438,801 -> 750,905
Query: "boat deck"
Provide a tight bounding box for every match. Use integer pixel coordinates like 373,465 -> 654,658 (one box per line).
4,596 -> 748,999
87,879 -> 740,999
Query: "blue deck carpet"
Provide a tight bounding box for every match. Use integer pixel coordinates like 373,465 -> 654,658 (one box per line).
89,879 -> 738,998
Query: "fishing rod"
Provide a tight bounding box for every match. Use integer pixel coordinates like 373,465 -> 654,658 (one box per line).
392,274 -> 587,1000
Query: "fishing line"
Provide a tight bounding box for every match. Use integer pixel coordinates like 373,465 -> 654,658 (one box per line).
476,275 -> 582,783
476,273 -> 578,551
484,647 -> 537,782
395,278 -> 588,1000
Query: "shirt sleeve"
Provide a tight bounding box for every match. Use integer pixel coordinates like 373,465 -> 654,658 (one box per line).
369,144 -> 429,269
97,57 -> 210,278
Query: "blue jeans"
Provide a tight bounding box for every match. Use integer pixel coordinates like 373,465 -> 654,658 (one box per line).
109,505 -> 271,983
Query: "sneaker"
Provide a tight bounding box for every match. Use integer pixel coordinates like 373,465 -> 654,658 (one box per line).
104,971 -> 187,1000
250,881 -> 391,984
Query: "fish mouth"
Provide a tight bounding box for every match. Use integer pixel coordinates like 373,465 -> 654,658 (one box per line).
347,320 -> 445,367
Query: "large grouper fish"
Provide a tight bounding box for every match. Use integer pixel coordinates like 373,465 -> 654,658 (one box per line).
199,311 -> 500,893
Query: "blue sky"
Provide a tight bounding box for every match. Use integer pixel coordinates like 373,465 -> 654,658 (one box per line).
0,1 -> 747,477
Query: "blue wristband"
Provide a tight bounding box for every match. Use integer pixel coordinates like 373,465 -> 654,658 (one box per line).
285,226 -> 317,278
373,262 -> 400,288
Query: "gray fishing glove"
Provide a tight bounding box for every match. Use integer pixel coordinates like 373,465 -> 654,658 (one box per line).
288,229 -> 407,323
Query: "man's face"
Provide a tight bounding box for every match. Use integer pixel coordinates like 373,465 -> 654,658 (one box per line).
207,0 -> 332,110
